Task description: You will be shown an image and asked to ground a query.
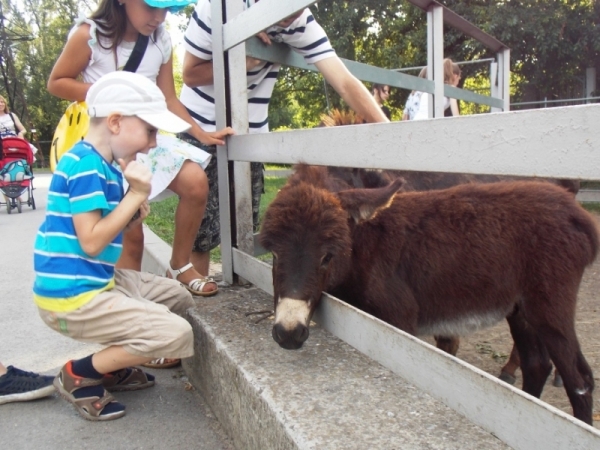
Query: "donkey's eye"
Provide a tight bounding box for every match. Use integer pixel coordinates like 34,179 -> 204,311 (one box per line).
321,253 -> 333,266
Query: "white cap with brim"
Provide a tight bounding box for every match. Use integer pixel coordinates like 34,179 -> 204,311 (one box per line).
86,71 -> 191,134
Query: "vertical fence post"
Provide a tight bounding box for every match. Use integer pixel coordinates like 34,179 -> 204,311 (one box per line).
428,5 -> 444,118
426,8 -> 434,119
500,48 -> 510,111
586,68 -> 596,104
225,0 -> 255,268
211,0 -> 235,284
490,61 -> 499,113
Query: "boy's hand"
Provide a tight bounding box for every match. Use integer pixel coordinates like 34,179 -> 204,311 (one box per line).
118,159 -> 152,198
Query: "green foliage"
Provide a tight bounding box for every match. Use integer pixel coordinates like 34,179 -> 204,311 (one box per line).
1,0 -> 82,138
268,0 -> 600,127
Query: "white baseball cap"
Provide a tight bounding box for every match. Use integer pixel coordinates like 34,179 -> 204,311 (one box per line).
86,71 -> 191,134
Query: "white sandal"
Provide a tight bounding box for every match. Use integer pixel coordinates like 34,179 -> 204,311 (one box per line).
167,263 -> 218,297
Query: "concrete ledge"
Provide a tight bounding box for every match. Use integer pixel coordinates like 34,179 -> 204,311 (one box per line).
183,287 -> 509,450
142,227 -> 507,449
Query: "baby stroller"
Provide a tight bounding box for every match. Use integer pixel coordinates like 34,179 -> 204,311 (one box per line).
0,136 -> 36,214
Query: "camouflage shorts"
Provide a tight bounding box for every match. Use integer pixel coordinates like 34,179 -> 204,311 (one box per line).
178,134 -> 264,253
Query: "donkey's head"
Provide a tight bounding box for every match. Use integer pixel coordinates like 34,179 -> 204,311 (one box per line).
260,167 -> 403,349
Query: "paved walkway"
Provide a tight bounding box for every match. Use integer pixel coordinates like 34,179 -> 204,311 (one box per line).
0,174 -> 233,450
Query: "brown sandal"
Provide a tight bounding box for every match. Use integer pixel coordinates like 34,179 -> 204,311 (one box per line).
102,367 -> 155,392
54,362 -> 125,421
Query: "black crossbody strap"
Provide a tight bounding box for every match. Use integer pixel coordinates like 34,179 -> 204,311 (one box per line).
123,34 -> 150,73
8,112 -> 19,133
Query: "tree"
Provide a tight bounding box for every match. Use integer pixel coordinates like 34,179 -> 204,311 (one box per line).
3,0 -> 598,150
1,0 -> 84,149
267,0 -> 600,129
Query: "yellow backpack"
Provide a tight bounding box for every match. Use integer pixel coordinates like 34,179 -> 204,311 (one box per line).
50,102 -> 89,172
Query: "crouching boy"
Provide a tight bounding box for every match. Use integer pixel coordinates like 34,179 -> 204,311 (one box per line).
33,71 -> 195,421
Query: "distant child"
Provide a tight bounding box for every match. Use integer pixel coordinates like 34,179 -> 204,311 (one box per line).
403,59 -> 461,120
34,72 -> 195,421
372,84 -> 392,120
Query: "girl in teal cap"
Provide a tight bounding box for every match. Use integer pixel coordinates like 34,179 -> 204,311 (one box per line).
48,0 -> 231,369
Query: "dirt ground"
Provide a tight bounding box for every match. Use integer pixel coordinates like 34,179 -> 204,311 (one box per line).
421,212 -> 600,428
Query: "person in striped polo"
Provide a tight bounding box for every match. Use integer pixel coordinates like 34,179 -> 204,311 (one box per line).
180,0 -> 389,282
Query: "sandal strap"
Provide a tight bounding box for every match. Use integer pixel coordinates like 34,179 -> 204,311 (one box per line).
73,390 -> 116,415
168,262 -> 194,278
58,367 -> 103,394
103,367 -> 153,391
188,277 -> 215,292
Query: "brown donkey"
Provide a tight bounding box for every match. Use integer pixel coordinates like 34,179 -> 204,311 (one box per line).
260,165 -> 597,424
322,109 -> 579,385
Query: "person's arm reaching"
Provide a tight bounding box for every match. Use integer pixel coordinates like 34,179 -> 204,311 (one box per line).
182,52 -> 262,88
315,57 -> 389,124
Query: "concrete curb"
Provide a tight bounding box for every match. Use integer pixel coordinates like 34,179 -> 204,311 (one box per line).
141,227 -> 508,450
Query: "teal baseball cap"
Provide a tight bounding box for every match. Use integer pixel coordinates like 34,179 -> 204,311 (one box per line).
143,0 -> 195,12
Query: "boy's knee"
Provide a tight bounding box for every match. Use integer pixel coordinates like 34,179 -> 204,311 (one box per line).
179,289 -> 195,312
165,316 -> 194,356
169,285 -> 195,316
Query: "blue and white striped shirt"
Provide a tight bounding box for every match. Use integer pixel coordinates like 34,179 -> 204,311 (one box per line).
180,0 -> 335,134
33,141 -> 124,312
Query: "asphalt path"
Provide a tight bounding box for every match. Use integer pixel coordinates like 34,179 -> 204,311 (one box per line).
0,173 -> 233,450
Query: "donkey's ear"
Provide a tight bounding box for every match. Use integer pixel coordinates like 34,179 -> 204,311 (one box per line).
337,178 -> 404,224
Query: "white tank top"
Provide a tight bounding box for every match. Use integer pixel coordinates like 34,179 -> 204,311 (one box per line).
0,113 -> 17,137
70,16 -> 172,84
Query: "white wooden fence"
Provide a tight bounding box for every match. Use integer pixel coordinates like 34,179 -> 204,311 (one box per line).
210,0 -> 600,448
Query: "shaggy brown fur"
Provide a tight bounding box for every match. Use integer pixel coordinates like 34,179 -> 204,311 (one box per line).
260,164 -> 597,424
322,109 -> 579,382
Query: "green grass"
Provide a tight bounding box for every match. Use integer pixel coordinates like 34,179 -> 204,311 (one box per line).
145,175 -> 288,263
582,203 -> 600,214
264,163 -> 291,171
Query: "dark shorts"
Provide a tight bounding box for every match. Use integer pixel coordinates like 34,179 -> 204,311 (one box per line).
179,134 -> 263,253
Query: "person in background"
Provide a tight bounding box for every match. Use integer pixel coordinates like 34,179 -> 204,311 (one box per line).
404,59 -> 461,120
402,66 -> 427,121
0,361 -> 55,405
372,84 -> 391,120
180,0 -> 389,282
0,95 -> 27,138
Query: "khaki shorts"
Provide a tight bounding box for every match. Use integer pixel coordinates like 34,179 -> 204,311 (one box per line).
38,269 -> 195,359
